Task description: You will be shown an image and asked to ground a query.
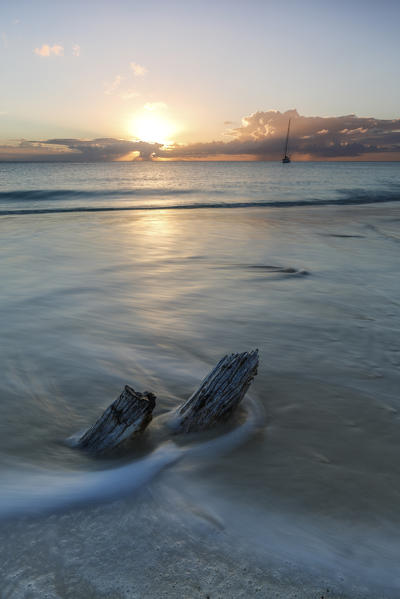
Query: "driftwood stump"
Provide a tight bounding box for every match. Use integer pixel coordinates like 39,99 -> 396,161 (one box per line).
171,350 -> 259,433
77,385 -> 156,454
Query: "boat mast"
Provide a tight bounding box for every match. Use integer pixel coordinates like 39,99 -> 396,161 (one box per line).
284,119 -> 291,157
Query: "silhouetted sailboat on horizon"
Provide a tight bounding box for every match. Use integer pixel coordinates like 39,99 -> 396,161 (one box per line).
282,119 -> 291,163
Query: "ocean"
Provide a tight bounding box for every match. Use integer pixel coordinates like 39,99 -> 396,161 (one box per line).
0,161 -> 399,214
1,161 -> 400,598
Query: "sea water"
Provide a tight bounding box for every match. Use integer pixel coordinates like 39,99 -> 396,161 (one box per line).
0,161 -> 399,214
0,161 -> 400,598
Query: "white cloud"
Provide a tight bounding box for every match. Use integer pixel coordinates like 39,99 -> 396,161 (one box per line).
144,102 -> 167,111
130,62 -> 147,76
34,44 -> 64,57
104,75 -> 123,95
72,44 -> 80,57
51,44 -> 64,56
1,33 -> 8,49
120,90 -> 139,100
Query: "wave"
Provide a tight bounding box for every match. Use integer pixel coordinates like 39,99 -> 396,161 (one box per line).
0,188 -> 399,215
0,188 -> 203,202
0,397 -> 262,519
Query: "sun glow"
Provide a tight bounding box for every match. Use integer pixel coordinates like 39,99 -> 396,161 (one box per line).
128,112 -> 178,146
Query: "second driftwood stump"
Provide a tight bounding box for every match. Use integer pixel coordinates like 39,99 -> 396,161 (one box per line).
77,385 -> 156,454
171,349 -> 259,433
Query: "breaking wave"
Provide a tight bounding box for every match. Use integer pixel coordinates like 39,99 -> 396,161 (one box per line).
0,187 -> 399,216
0,188 -> 203,202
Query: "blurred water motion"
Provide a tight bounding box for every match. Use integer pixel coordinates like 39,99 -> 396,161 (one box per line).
1,162 -> 400,596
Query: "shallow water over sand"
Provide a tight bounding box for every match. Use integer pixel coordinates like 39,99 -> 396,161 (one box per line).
1,163 -> 400,597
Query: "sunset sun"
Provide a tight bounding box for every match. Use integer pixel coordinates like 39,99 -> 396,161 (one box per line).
129,112 -> 178,145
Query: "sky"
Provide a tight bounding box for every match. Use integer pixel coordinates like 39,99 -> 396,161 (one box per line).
1,0 -> 399,161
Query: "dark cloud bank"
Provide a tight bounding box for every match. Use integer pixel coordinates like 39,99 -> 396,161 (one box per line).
0,138 -> 161,162
2,110 -> 400,161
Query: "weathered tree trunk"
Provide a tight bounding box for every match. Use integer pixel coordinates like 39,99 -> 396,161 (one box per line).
170,350 -> 259,433
77,385 -> 156,454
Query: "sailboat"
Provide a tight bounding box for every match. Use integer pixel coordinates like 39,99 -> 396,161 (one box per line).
282,119 -> 291,163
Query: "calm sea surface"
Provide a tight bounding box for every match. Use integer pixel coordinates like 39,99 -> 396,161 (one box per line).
1,161 -> 400,598
0,161 -> 399,213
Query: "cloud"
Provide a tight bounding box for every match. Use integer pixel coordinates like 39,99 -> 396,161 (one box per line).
120,90 -> 139,100
34,43 -> 78,58
104,75 -> 123,95
104,76 -> 141,100
34,44 -> 64,57
0,139 -> 76,161
104,61 -> 147,99
1,110 -> 399,162
29,137 -> 161,162
144,102 -> 167,111
157,110 -> 400,160
130,62 -> 147,76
